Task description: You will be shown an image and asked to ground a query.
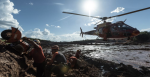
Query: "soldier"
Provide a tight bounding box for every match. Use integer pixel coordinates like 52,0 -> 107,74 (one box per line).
23,37 -> 46,77
47,45 -> 69,77
68,50 -> 81,68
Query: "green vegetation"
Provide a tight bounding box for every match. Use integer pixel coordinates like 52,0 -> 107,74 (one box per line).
133,31 -> 150,42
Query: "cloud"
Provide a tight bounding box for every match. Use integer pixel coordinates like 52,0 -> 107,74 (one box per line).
111,7 -> 125,13
24,28 -> 57,40
0,0 -> 23,32
46,24 -> 50,27
140,28 -> 150,32
60,31 -> 83,41
24,28 -> 61,41
54,3 -> 64,5
42,28 -> 50,35
46,24 -> 61,28
23,28 -> 98,41
84,17 -> 116,26
29,2 -> 33,5
84,17 -> 100,26
55,26 -> 61,28
106,17 -> 116,22
13,9 -> 21,14
57,31 -> 98,41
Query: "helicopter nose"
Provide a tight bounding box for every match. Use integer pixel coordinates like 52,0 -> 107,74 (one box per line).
132,30 -> 140,36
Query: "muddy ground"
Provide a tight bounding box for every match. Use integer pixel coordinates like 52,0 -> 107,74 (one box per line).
1,40 -> 150,77
57,44 -> 150,70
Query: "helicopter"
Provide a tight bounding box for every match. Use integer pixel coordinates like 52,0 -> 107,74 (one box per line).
63,7 -> 150,41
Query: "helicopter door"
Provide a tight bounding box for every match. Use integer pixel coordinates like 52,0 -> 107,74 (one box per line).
110,25 -> 119,37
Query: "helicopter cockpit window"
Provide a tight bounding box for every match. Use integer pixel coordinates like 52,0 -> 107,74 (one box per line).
122,24 -> 126,28
113,26 -> 117,29
117,24 -> 123,28
99,28 -> 103,34
119,24 -> 132,29
111,26 -> 118,32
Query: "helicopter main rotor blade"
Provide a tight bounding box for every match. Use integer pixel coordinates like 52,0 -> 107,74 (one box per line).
63,12 -> 101,19
95,20 -> 102,25
108,7 -> 150,19
63,7 -> 150,21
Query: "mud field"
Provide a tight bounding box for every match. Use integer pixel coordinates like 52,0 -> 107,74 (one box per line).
56,44 -> 150,70
1,40 -> 150,77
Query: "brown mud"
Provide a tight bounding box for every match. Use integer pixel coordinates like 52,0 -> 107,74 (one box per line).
1,40 -> 150,77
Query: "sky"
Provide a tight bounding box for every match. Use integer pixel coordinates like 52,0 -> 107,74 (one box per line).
0,0 -> 150,41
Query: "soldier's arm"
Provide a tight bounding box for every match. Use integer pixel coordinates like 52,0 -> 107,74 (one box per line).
47,53 -> 58,65
23,37 -> 39,48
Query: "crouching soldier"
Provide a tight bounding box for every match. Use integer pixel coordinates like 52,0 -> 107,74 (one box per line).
68,50 -> 82,68
46,45 -> 69,77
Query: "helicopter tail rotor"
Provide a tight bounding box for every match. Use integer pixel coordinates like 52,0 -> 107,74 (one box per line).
80,27 -> 83,37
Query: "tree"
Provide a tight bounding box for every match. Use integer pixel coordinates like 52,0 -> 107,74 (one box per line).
133,31 -> 150,42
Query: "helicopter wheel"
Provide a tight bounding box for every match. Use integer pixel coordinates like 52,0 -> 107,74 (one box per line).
1,30 -> 12,40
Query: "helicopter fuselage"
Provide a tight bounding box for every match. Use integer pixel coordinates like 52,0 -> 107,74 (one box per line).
95,21 -> 140,40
